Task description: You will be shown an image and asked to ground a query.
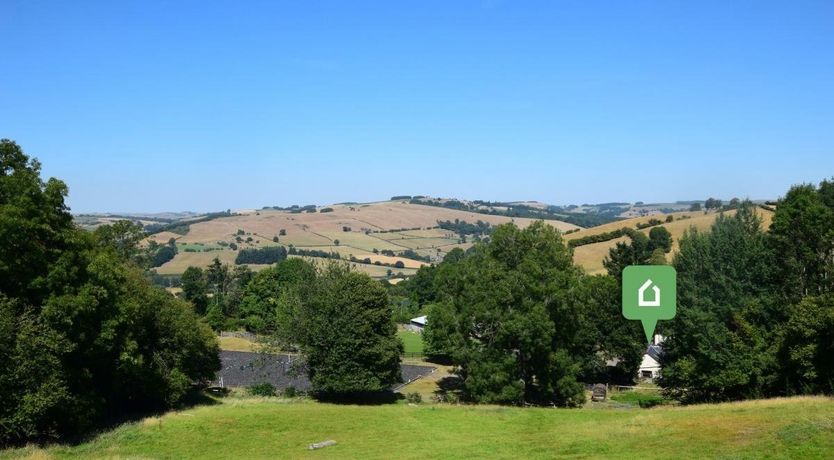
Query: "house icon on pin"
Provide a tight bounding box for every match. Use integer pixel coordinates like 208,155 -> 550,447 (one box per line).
638,279 -> 660,307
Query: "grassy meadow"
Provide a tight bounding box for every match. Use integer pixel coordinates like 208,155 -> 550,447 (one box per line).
5,396 -> 832,459
397,328 -> 424,354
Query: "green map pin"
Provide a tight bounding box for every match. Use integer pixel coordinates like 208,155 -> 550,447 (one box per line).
622,265 -> 676,343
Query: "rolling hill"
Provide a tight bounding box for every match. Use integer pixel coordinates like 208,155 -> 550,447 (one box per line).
94,200 -> 773,279
145,201 -> 580,278
566,208 -> 775,274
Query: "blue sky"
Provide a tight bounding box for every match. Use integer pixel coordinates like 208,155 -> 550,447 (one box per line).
2,1 -> 833,213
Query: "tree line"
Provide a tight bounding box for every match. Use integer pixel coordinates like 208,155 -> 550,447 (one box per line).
234,246 -> 288,265
411,197 -> 623,228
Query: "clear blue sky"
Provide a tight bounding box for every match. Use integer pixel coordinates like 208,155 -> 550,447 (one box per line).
2,1 -> 833,213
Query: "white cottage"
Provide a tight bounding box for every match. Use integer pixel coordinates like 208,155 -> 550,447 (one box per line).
638,334 -> 665,380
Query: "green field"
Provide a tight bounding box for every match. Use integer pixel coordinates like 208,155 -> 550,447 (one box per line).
5,397 -> 832,459
397,329 -> 424,354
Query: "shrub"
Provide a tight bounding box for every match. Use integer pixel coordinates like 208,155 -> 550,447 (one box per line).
406,392 -> 422,404
248,383 -> 277,397
283,386 -> 297,398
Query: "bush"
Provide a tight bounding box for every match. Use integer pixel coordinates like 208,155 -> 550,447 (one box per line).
248,383 -> 277,397
406,392 -> 422,404
283,386 -> 298,398
610,391 -> 665,408
151,244 -> 178,267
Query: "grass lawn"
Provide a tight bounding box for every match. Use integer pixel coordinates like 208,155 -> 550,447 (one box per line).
609,389 -> 667,408
217,336 -> 259,352
397,329 -> 424,354
5,396 -> 833,459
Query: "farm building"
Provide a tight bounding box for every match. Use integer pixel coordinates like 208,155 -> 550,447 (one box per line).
638,335 -> 665,380
407,315 -> 427,332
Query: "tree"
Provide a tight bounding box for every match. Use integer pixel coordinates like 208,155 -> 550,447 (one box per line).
181,266 -> 209,314
150,244 -> 177,267
648,226 -> 673,253
0,140 -> 219,444
289,264 -> 402,395
689,203 -> 702,212
234,246 -> 288,265
779,294 -> 834,395
604,229 -> 652,279
93,220 -> 147,264
769,183 -> 834,297
426,222 -> 589,406
570,275 -> 645,384
239,258 -> 316,332
705,198 -> 723,210
660,204 -> 779,403
0,139 -> 73,303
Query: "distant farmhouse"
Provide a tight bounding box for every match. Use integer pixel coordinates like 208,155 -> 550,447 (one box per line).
639,335 -> 665,380
408,315 -> 427,333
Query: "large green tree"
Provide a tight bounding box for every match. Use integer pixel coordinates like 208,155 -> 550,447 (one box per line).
779,294 -> 834,395
289,264 -> 402,395
660,204 -> 781,402
424,222 -> 640,406
239,258 -> 316,332
769,183 -> 834,297
0,140 -> 219,444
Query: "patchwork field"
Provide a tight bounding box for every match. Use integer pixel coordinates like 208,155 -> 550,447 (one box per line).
146,202 -> 774,278
149,201 -> 578,279
6,396 -> 832,459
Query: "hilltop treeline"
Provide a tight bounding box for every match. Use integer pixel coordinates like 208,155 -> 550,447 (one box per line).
410,197 -> 622,227
436,218 -> 492,236
0,140 -> 219,445
144,210 -> 234,235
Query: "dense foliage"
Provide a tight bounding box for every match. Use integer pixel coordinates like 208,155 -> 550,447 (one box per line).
234,246 -> 288,265
279,264 -> 403,395
436,219 -> 492,237
0,140 -> 219,445
412,222 -> 643,406
660,190 -> 834,403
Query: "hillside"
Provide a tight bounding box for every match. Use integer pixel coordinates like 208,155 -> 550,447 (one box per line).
148,201 -> 580,278
567,208 -> 775,274
6,396 -> 832,459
